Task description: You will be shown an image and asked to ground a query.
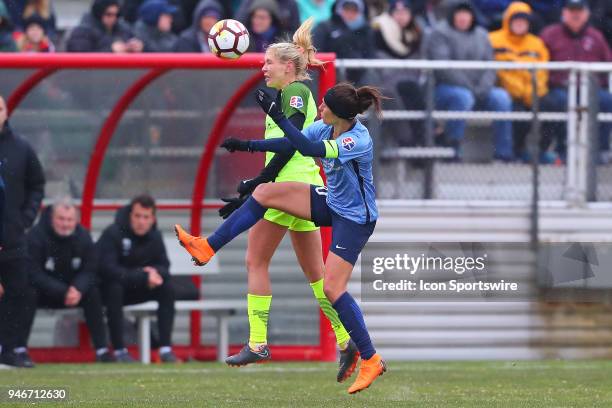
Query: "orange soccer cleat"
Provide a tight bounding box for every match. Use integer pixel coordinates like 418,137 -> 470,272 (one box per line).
174,224 -> 215,266
347,353 -> 387,394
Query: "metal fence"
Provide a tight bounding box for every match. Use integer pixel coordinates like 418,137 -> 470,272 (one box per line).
337,59 -> 612,204
3,58 -> 612,205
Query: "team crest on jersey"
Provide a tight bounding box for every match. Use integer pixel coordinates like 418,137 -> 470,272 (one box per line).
289,96 -> 303,109
122,238 -> 132,256
342,137 -> 355,151
72,257 -> 82,270
45,257 -> 55,271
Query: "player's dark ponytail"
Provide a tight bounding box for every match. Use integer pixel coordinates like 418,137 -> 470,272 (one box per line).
356,86 -> 385,119
323,83 -> 387,120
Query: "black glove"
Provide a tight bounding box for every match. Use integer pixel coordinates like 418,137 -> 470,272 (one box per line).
255,88 -> 285,122
221,138 -> 251,152
237,179 -> 259,196
218,195 -> 248,219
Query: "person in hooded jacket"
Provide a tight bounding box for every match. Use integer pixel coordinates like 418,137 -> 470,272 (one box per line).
122,0 -> 187,33
313,0 -> 376,84
133,0 -> 179,52
0,0 -> 16,52
97,194 -> 176,363
174,0 -> 222,52
245,0 -> 289,52
425,0 -> 514,161
21,200 -> 114,364
0,95 -> 45,368
236,0 -> 300,33
489,1 -> 552,162
66,0 -> 143,53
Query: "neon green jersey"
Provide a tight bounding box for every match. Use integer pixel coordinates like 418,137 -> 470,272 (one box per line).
264,81 -> 321,183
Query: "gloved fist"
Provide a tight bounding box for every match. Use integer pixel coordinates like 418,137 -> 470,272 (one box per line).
218,195 -> 248,219
221,138 -> 251,152
237,179 -> 258,196
255,88 -> 285,122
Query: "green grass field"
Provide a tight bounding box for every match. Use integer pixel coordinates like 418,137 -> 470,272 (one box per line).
0,361 -> 611,407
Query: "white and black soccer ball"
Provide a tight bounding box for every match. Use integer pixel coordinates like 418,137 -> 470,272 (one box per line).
208,19 -> 250,60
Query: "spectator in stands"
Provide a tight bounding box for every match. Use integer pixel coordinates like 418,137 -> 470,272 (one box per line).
373,0 -> 426,144
21,200 -> 114,364
472,0 -> 511,30
236,0 -> 300,33
0,0 -> 16,52
540,0 -> 612,162
313,0 -> 376,84
20,0 -> 56,40
245,0 -> 289,52
174,0 -> 221,52
590,0 -> 612,48
425,0 -> 514,161
133,0 -> 179,52
97,195 -> 176,363
13,13 -> 55,52
296,0 -> 334,25
415,0 -> 476,29
489,2 -> 552,162
0,95 -> 45,368
123,0 -> 187,34
66,0 -> 143,53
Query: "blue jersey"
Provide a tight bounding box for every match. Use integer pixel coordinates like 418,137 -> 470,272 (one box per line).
303,120 -> 378,224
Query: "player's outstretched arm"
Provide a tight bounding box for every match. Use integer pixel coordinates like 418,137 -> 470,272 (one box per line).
254,89 -> 337,159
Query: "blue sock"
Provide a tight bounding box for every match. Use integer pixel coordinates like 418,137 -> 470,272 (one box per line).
208,196 -> 267,252
332,292 -> 376,360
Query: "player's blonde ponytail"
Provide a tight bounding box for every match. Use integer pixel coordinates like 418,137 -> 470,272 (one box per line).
267,17 -> 325,81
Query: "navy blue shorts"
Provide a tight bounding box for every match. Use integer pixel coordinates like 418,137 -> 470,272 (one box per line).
309,185 -> 376,265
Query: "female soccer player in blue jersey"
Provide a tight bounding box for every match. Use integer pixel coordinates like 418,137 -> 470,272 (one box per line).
176,82 -> 386,394
217,19 -> 357,380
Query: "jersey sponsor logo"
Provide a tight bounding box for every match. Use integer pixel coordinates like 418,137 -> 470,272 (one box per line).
289,95 -> 303,109
335,244 -> 347,250
342,137 -> 355,151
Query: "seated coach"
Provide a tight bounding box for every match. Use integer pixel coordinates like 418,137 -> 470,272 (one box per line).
22,198 -> 114,364
96,194 -> 177,363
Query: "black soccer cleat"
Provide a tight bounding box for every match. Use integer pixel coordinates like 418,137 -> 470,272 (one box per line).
95,350 -> 116,363
0,351 -> 34,368
114,350 -> 137,363
225,344 -> 271,367
160,351 -> 179,363
337,339 -> 359,383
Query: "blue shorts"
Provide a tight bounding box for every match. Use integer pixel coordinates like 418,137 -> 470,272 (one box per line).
309,185 -> 376,265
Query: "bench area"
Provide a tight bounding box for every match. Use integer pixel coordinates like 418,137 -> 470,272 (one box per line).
125,299 -> 246,364
31,235 -> 247,364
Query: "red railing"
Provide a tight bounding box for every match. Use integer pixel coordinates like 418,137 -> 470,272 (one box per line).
1,53 -> 337,362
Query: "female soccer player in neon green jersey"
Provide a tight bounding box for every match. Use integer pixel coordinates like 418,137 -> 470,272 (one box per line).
216,18 -> 357,382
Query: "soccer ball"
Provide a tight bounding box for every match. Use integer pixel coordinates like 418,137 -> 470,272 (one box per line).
208,19 -> 250,60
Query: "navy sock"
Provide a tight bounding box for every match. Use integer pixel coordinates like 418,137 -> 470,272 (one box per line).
332,291 -> 376,360
207,196 -> 267,252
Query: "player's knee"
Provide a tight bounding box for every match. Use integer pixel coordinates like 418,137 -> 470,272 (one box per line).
323,279 -> 342,303
252,183 -> 274,205
245,253 -> 270,276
